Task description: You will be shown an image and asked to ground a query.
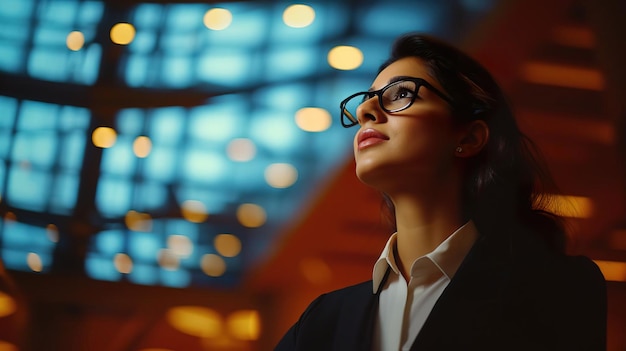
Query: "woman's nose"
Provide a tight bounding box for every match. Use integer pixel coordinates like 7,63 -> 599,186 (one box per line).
356,95 -> 380,125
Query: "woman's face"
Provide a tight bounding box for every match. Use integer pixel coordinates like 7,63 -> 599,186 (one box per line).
353,57 -> 461,192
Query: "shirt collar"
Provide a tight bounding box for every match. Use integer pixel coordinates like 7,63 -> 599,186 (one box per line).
372,220 -> 479,293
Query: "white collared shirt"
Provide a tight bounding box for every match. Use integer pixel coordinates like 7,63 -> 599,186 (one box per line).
371,221 -> 479,351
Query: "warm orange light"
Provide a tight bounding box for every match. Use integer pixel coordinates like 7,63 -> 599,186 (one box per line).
521,62 -> 604,91
110,22 -> 136,45
295,107 -> 331,132
236,203 -> 266,228
265,163 -> 298,188
214,234 -> 242,258
283,4 -> 315,28
181,200 -> 208,223
0,341 -> 18,351
157,249 -> 180,270
27,253 -> 43,272
201,254 -> 226,277
125,210 -> 153,232
299,257 -> 332,285
227,310 -> 261,341
227,138 -> 256,162
0,292 -> 17,318
167,306 -> 223,338
114,253 -> 133,274
133,136 -> 152,158
552,26 -> 594,49
328,46 -> 363,70
92,126 -> 117,148
593,260 -> 626,282
66,31 -> 85,51
167,235 -> 193,258
203,8 -> 232,30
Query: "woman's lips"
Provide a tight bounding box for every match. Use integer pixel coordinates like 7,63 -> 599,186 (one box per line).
357,128 -> 389,150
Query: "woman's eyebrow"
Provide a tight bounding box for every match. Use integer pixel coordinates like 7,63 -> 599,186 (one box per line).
368,75 -> 418,92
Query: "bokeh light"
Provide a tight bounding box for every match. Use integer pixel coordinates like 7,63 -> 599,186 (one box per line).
203,8 -> 232,30
236,203 -> 266,228
180,200 -> 208,223
110,22 -> 136,45
167,306 -> 223,338
214,234 -> 242,258
114,253 -> 133,274
227,310 -> 261,341
66,31 -> 85,51
283,4 -> 315,28
201,254 -> 227,277
27,253 -> 43,272
265,163 -> 298,188
226,138 -> 256,162
328,45 -> 364,70
133,136 -> 152,158
92,127 -> 117,148
295,107 -> 332,132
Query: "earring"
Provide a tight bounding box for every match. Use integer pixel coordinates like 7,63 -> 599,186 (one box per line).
456,146 -> 463,153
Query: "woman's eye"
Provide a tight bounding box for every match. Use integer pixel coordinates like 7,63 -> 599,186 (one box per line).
392,88 -> 414,100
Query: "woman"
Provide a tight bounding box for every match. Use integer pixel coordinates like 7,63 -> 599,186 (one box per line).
275,34 -> 606,350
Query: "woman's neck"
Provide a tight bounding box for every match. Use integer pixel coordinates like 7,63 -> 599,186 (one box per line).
389,186 -> 465,281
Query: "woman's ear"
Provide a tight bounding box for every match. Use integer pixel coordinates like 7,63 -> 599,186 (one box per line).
455,120 -> 489,157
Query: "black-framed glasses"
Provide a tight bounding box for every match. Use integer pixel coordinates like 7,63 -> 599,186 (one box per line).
339,77 -> 454,128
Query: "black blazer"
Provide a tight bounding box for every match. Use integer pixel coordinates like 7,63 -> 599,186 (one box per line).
275,231 -> 607,350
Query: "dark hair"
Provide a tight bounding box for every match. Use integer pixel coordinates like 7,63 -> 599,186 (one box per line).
379,33 -> 566,253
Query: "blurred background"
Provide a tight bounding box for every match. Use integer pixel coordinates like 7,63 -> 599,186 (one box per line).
0,0 -> 625,350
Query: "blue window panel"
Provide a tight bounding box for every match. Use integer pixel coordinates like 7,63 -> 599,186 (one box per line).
12,131 -> 57,168
203,5 -> 266,48
165,4 -> 204,31
150,109 -> 183,146
133,3 -> 163,29
2,221 -> 55,249
161,55 -> 193,88
265,47 -> 317,82
33,24 -> 71,46
135,182 -> 168,210
189,101 -> 242,143
228,158 -> 268,191
1,249 -> 29,271
100,139 -> 136,176
116,108 -> 144,136
0,97 -> 16,127
0,20 -> 30,41
128,232 -> 160,262
160,32 -> 198,53
0,0 -> 34,19
27,48 -> 69,82
95,176 -> 132,216
129,31 -> 156,54
249,109 -> 299,152
39,1 -> 78,25
124,65 -> 146,90
164,220 -> 198,242
18,100 -> 59,131
182,149 -> 228,184
359,3 -> 443,37
252,83 -> 310,111
0,130 -> 14,159
0,41 -> 24,73
175,187 -> 231,214
0,162 -> 5,196
160,268 -> 190,288
128,263 -> 159,285
58,132 -> 86,171
197,50 -> 252,88
78,43 -> 102,85
6,167 -> 50,210
49,172 -> 79,213
85,254 -> 122,282
143,147 -> 176,183
77,1 -> 104,26
93,230 -> 125,256
59,105 -> 90,130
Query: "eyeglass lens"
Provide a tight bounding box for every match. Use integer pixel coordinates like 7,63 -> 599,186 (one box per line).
341,80 -> 419,127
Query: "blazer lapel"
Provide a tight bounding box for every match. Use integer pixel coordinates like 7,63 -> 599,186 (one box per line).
334,268 -> 391,350
411,234 -> 513,349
